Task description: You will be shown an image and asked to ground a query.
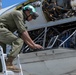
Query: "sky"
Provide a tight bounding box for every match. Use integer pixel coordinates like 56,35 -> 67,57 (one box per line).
2,0 -> 26,8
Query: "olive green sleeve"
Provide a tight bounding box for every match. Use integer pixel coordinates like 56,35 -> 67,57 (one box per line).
11,11 -> 26,34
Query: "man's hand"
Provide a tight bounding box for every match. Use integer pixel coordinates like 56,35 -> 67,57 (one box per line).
32,44 -> 43,49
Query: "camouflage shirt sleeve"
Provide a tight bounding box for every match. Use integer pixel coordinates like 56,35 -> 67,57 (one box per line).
11,10 -> 26,34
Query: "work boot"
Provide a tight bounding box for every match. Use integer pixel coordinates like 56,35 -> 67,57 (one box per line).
7,65 -> 21,73
6,56 -> 21,73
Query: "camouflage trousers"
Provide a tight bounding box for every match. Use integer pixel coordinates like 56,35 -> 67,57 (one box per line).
0,26 -> 23,71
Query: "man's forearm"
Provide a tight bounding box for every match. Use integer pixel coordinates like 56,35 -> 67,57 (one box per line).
21,34 -> 34,48
21,31 -> 35,48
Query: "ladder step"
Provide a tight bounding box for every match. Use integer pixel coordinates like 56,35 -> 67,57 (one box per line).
7,70 -> 14,75
3,54 -> 7,58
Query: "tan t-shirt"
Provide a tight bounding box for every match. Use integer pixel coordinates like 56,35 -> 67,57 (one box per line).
0,10 -> 26,34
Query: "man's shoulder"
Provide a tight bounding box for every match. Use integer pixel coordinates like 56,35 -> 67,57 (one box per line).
11,10 -> 22,16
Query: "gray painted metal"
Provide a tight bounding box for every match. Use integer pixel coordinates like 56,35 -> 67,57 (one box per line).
27,16 -> 76,31
12,48 -> 76,75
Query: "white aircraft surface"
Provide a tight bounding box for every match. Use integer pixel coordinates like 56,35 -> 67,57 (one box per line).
0,48 -> 76,75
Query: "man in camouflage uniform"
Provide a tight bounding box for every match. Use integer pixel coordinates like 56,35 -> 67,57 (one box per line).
0,5 -> 43,72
